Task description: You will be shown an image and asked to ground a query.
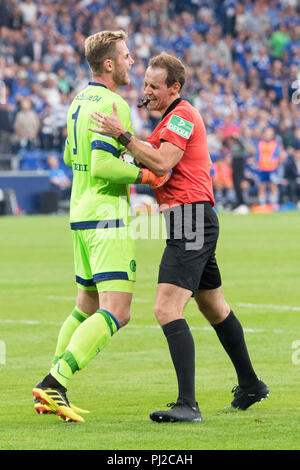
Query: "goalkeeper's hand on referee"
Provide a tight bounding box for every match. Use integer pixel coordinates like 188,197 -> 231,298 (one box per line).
136,168 -> 172,189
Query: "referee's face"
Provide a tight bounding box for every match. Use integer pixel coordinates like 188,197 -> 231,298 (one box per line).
144,67 -> 180,116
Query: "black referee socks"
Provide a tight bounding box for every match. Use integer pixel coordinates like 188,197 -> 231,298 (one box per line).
212,310 -> 258,388
162,318 -> 196,406
161,312 -> 258,406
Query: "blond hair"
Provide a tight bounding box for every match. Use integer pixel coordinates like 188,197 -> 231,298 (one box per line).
149,53 -> 186,89
85,30 -> 127,74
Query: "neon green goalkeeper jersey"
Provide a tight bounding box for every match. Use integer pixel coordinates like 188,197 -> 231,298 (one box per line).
63,82 -> 135,223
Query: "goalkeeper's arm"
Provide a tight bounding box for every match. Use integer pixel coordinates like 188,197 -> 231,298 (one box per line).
63,138 -> 72,167
89,103 -> 184,174
91,150 -> 170,188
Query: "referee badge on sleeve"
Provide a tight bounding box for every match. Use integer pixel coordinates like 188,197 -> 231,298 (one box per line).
167,115 -> 194,139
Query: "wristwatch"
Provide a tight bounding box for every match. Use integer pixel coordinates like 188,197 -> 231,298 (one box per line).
117,131 -> 132,146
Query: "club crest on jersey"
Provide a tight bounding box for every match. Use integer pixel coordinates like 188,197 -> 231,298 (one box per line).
167,115 -> 194,139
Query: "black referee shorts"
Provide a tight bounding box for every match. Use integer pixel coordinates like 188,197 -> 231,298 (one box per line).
158,201 -> 222,293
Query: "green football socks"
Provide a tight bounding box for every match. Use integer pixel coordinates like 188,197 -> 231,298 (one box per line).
52,307 -> 89,366
50,309 -> 119,388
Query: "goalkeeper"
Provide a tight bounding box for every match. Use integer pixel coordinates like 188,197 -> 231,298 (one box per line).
32,30 -> 169,423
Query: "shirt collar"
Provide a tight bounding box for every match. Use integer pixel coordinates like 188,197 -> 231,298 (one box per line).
88,81 -> 108,88
161,98 -> 183,121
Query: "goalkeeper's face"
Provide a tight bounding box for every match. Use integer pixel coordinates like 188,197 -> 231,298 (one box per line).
112,40 -> 134,87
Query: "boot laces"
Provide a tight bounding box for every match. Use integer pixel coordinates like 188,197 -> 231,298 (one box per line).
232,385 -> 242,397
167,402 -> 177,408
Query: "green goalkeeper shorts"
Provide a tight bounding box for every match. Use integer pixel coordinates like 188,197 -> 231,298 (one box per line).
71,220 -> 136,294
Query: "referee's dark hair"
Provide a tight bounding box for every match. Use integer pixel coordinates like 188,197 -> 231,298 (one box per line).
149,52 -> 186,89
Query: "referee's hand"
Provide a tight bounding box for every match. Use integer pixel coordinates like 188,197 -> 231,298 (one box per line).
89,102 -> 125,139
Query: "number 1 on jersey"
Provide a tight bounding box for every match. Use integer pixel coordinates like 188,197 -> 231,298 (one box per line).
72,105 -> 81,155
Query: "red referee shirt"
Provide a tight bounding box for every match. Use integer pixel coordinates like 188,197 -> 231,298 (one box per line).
147,99 -> 215,209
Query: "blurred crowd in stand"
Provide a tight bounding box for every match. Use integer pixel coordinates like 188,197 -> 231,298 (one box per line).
0,0 -> 299,212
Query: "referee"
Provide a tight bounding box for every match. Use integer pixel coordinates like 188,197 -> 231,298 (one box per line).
89,52 -> 269,422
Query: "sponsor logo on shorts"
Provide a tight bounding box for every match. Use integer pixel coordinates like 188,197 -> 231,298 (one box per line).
167,115 -> 194,139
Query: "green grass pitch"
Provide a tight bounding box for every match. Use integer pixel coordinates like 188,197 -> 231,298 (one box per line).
0,211 -> 300,450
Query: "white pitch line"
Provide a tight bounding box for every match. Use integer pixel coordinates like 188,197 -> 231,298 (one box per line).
0,319 -> 61,326
46,296 -> 300,312
235,302 -> 300,312
46,296 -> 76,301
0,318 -> 287,334
46,295 -> 149,303
1,300 -> 296,335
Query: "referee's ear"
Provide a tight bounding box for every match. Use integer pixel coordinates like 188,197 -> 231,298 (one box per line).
169,81 -> 181,95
